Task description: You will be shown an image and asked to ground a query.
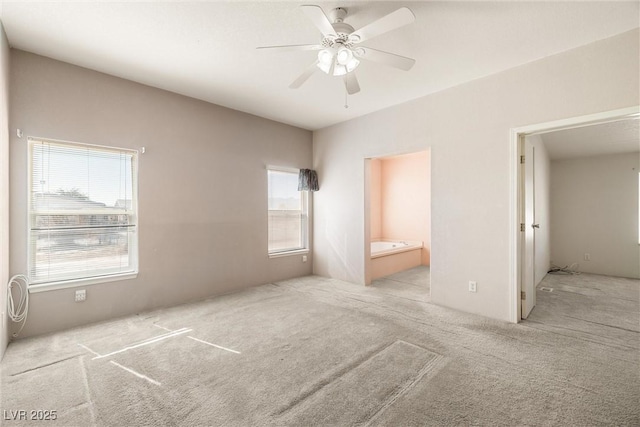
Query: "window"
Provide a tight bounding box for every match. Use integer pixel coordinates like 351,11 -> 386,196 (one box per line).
28,138 -> 138,288
268,168 -> 308,255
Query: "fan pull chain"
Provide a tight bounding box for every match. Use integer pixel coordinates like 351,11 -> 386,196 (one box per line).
344,90 -> 349,109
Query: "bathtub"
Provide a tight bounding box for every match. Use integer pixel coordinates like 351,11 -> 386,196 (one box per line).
371,240 -> 422,258
370,240 -> 423,280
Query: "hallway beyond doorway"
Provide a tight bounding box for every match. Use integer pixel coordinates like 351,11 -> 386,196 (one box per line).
524,272 -> 639,350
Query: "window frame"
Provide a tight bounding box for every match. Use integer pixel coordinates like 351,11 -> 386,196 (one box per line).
27,137 -> 139,292
267,166 -> 309,258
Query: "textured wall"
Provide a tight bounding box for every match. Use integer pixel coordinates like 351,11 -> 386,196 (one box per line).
313,30 -> 639,321
9,50 -> 313,338
380,151 -> 431,265
0,23 -> 10,359
551,152 -> 639,278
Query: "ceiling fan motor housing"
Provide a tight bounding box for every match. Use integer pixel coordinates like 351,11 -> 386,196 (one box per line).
332,22 -> 355,36
321,8 -> 357,47
323,27 -> 355,48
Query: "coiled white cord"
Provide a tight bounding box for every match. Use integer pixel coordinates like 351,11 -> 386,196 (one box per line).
7,274 -> 29,337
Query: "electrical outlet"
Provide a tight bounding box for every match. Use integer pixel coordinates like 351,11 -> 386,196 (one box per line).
302,255 -> 307,262
469,281 -> 477,293
75,289 -> 86,302
584,253 -> 591,261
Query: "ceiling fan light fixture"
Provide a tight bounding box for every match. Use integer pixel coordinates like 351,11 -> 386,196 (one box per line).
317,48 -> 334,66
317,60 -> 331,74
260,5 -> 416,94
336,47 -> 353,65
333,64 -> 347,76
346,57 -> 360,73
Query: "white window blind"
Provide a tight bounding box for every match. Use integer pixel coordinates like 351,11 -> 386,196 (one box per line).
28,138 -> 138,285
268,169 -> 308,254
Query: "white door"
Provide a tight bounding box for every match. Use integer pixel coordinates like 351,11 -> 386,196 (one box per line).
522,136 -> 537,319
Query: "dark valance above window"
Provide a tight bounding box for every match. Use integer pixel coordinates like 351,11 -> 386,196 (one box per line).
298,169 -> 319,192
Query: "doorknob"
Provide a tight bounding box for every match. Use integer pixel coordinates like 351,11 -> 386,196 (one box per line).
532,224 -> 540,228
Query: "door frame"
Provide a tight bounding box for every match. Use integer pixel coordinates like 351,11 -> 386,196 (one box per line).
508,106 -> 639,323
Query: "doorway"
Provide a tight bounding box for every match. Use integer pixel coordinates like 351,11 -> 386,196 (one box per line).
510,106 -> 640,322
364,149 -> 431,299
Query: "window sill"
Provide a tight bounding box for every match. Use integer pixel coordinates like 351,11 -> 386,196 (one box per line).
268,249 -> 309,259
29,272 -> 138,293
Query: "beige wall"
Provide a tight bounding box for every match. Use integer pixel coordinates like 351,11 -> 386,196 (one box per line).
0,23 -> 10,359
313,29 -> 639,321
379,151 -> 431,265
550,152 -> 639,279
9,50 -> 313,338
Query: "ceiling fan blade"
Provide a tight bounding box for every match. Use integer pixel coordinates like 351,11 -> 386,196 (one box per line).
290,61 -> 319,89
257,44 -> 323,53
300,5 -> 336,38
350,7 -> 415,43
356,47 -> 415,71
344,72 -> 360,95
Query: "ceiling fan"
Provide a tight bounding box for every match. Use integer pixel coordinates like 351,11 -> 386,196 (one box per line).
257,5 -> 416,95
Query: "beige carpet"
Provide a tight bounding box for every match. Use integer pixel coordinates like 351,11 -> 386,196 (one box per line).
1,267 -> 638,426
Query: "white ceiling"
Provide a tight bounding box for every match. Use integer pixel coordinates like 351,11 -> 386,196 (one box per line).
541,118 -> 640,160
0,1 -> 638,130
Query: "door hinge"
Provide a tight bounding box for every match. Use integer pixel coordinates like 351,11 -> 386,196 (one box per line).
521,291 -> 526,300
520,155 -> 525,164
520,223 -> 525,232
